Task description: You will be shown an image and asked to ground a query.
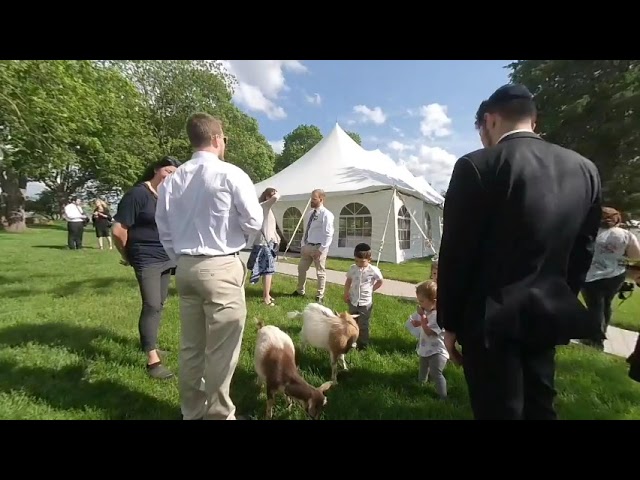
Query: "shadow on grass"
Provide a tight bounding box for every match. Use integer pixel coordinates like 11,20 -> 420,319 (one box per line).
27,224 -> 69,232
31,245 -> 75,250
2,276 -> 137,299
0,359 -> 177,419
0,322 -> 139,366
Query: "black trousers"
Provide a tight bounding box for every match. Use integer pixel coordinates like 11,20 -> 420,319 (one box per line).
133,260 -> 175,353
67,221 -> 85,249
461,337 -> 557,420
581,273 -> 626,346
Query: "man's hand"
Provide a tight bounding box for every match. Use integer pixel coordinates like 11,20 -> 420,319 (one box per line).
313,250 -> 321,260
410,319 -> 421,328
444,331 -> 463,366
343,293 -> 350,303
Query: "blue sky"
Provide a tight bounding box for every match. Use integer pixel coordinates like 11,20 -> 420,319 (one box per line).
221,60 -> 515,193
26,60 -> 514,198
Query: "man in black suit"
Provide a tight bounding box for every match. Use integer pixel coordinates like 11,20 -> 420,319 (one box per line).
437,84 -> 603,420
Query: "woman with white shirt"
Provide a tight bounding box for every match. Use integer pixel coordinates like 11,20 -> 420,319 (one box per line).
247,187 -> 280,306
581,207 -> 640,349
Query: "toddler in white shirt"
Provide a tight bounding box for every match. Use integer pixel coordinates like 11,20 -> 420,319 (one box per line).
344,243 -> 384,350
405,280 -> 449,398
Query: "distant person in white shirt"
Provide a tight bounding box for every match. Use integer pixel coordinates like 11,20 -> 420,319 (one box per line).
156,112 -> 263,421
404,280 -> 453,399
63,198 -> 88,250
247,187 -> 281,306
581,206 -> 640,350
292,189 -> 334,303
343,243 -> 383,349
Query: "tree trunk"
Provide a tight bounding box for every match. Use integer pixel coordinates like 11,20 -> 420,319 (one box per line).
0,164 -> 27,233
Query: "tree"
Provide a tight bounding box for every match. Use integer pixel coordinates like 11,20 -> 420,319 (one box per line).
345,130 -> 362,145
0,60 -> 159,231
113,60 -> 275,183
25,189 -> 60,220
274,124 -> 323,173
508,60 -> 640,214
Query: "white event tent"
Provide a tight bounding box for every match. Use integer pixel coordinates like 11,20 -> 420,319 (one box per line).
252,123 -> 445,264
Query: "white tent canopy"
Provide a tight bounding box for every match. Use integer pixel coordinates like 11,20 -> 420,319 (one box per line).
253,123 -> 444,264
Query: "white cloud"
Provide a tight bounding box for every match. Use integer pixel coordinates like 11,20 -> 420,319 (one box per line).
419,103 -> 452,139
305,92 -> 322,106
220,60 -> 308,120
387,140 -> 414,153
352,105 -> 386,125
268,139 -> 285,155
392,126 -> 404,137
396,145 -> 458,194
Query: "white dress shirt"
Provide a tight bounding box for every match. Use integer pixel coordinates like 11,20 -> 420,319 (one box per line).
155,151 -> 264,261
301,205 -> 334,253
63,203 -> 85,222
346,263 -> 383,307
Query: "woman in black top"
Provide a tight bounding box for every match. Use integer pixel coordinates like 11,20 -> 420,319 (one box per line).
92,199 -> 113,250
112,156 -> 181,379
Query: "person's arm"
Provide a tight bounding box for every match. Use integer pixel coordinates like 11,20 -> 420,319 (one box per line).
625,231 -> 640,260
567,167 -> 602,295
230,171 -> 263,237
425,312 -> 442,336
318,210 -> 335,254
261,191 -> 280,209
155,180 -> 176,262
344,266 -> 354,303
405,313 -> 422,338
436,156 -> 487,334
372,266 -> 384,291
111,189 -> 139,264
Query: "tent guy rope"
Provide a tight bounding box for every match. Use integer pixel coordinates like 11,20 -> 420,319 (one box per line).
281,197 -> 312,260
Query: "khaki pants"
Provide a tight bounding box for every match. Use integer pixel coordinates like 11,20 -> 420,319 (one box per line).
175,254 -> 247,420
297,244 -> 328,297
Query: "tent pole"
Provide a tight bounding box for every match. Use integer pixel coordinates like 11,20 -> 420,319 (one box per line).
376,187 -> 396,267
396,191 -> 436,255
282,197 -> 312,260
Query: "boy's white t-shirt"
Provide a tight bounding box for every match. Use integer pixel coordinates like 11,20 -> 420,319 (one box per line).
345,263 -> 383,307
405,310 -> 449,359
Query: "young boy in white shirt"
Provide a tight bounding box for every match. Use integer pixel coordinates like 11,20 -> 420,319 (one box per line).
344,243 -> 384,350
405,280 -> 452,399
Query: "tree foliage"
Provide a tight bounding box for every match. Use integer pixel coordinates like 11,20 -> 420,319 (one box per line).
508,60 -> 640,215
345,130 -> 362,145
113,60 -> 275,182
0,60 -> 158,231
274,124 -> 323,173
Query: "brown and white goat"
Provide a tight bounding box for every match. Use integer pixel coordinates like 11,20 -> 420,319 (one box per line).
254,318 -> 333,420
287,303 -> 360,384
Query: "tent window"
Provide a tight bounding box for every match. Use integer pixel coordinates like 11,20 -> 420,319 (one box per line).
397,206 -> 411,250
424,209 -> 432,251
338,202 -> 372,248
282,207 -> 303,250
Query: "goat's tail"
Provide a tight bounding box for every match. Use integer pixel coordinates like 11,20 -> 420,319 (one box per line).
287,310 -> 303,319
254,317 -> 265,330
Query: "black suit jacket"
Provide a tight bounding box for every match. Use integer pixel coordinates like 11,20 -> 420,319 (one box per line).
436,131 -> 602,348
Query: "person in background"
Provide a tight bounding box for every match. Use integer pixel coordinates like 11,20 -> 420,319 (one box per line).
63,197 -> 88,250
580,207 -> 640,349
292,189 -> 335,304
156,113 -> 263,420
247,187 -> 281,306
404,280 -> 451,398
112,156 -> 181,380
343,243 -> 383,350
92,199 -> 113,250
437,84 -> 602,420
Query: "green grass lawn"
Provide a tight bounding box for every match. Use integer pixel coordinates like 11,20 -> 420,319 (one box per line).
1,226 -> 640,420
281,253 -> 640,333
280,255 -> 433,285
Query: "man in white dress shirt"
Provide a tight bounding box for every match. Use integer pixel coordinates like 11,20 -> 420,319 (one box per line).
63,197 -> 88,250
292,189 -> 335,303
156,112 -> 263,420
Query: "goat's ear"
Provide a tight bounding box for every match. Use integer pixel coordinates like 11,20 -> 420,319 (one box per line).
318,381 -> 333,393
333,310 -> 339,317
351,314 -> 360,319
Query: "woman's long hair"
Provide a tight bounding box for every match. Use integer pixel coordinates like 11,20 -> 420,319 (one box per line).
259,187 -> 277,203
95,199 -> 110,214
135,156 -> 182,185
601,207 -> 622,229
